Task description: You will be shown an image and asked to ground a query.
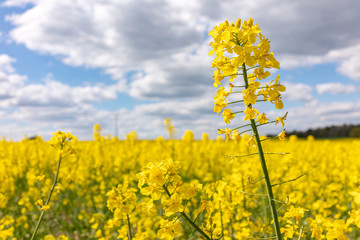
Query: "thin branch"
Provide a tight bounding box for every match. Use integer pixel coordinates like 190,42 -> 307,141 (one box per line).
186,229 -> 197,240
256,120 -> 276,127
163,185 -> 211,240
232,111 -> 244,114
248,176 -> 265,184
260,136 -> 278,142
227,152 -> 289,159
127,214 -> 133,240
246,237 -> 276,240
232,123 -> 252,131
298,226 -> 303,240
246,65 -> 260,71
238,190 -> 267,197
219,202 -> 224,239
264,152 -> 290,155
272,172 -> 308,187
31,154 -> 63,240
272,198 -> 287,204
227,153 -> 258,158
276,196 -> 289,213
228,100 -> 244,105
239,129 -> 252,135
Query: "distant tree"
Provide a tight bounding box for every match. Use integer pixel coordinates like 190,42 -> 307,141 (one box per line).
286,124 -> 360,138
350,127 -> 360,138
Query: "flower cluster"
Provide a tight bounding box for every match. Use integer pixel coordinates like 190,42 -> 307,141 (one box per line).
49,131 -> 76,155
209,18 -> 286,142
137,158 -> 203,239
106,184 -> 137,218
2,128 -> 360,239
164,118 -> 176,140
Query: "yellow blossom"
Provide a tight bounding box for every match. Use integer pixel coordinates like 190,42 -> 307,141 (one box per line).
244,107 -> 260,121
256,113 -> 268,124
222,109 -> 235,124
163,196 -> 184,216
275,112 -> 288,127
247,136 -> 256,147
278,130 -> 286,141
157,219 -> 182,240
36,175 -> 46,182
284,206 -> 306,223
326,220 -> 348,240
230,130 -> 241,143
218,128 -> 233,142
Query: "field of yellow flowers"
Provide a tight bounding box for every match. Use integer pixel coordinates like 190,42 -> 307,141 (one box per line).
1,17 -> 359,240
1,130 -> 360,239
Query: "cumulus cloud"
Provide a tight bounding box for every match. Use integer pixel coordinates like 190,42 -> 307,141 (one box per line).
0,54 -> 128,139
283,82 -> 313,102
5,0 -> 205,76
0,54 -> 27,105
5,0 -> 360,86
280,44 -> 360,80
0,56 -> 125,108
316,82 -> 357,95
286,99 -> 360,132
14,75 -> 124,107
129,44 -> 213,99
2,0 -> 38,7
1,0 -> 360,139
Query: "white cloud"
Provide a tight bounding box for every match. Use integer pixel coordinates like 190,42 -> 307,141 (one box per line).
316,82 -> 357,95
327,44 -> 360,80
2,0 -> 360,140
2,0 -> 37,7
283,82 -> 313,102
0,57 -> 125,108
5,0 -> 206,80
286,99 -> 360,132
280,44 -> 360,80
129,44 -> 212,99
5,0 -> 360,85
0,54 -> 129,140
0,54 -> 27,105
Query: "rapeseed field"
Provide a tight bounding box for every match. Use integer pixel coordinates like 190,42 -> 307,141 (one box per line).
1,133 -> 360,239
1,17 -> 359,240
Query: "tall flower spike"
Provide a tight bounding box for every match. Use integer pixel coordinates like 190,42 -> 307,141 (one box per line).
209,18 -> 286,240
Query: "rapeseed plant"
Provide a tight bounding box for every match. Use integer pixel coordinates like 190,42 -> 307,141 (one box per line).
30,131 -> 75,240
209,18 -> 288,239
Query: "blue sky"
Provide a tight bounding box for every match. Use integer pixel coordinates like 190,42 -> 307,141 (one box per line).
0,0 -> 359,140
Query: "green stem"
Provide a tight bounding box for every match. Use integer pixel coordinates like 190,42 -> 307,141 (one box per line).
127,214 -> 133,240
31,154 -> 62,240
271,172 -> 307,187
232,111 -> 244,114
238,129 -> 252,135
232,123 -> 252,131
246,65 -> 260,71
163,185 -> 211,240
256,121 -> 276,127
242,63 -> 282,240
228,100 -> 244,105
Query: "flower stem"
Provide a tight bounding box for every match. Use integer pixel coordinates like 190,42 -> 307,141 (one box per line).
127,214 -> 133,240
31,154 -> 62,240
242,63 -> 282,240
163,185 -> 211,240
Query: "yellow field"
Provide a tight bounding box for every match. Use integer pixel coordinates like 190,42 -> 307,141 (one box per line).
1,133 -> 360,239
